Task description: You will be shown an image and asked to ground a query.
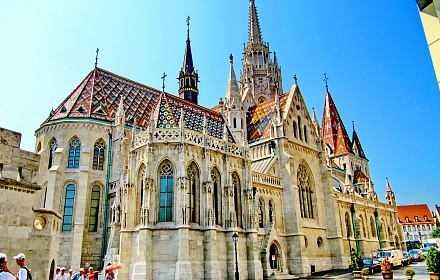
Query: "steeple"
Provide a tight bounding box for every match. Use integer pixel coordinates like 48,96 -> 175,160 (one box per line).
385,178 -> 396,205
351,124 -> 367,159
248,0 -> 263,45
178,16 -> 199,104
225,54 -> 241,107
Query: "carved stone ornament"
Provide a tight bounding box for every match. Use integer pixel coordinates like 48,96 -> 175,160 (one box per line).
203,180 -> 212,193
244,188 -> 253,200
178,176 -> 187,189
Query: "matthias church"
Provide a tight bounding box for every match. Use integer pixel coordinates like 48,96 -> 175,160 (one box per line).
0,1 -> 405,279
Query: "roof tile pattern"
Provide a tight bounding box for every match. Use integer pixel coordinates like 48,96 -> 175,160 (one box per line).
247,93 -> 289,143
352,130 -> 367,159
353,169 -> 370,184
321,92 -> 352,155
396,204 -> 434,224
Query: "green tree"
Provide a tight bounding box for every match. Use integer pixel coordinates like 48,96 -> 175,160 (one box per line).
432,227 -> 440,238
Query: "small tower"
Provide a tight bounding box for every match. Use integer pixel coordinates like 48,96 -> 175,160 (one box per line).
385,178 -> 396,206
178,16 -> 199,104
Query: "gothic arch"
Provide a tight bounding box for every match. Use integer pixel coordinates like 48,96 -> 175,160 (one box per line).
211,167 -> 222,226
136,163 -> 147,225
157,160 -> 174,223
232,171 -> 242,228
258,197 -> 265,228
92,138 -> 106,170
297,161 -> 316,219
269,199 -> 275,224
67,136 -> 81,169
186,161 -> 200,224
47,137 -> 57,170
345,211 -> 352,237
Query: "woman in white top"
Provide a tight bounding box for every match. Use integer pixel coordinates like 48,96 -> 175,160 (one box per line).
0,254 -> 16,280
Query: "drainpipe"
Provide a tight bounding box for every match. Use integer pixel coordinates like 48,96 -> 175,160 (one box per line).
375,210 -> 382,249
100,132 -> 113,270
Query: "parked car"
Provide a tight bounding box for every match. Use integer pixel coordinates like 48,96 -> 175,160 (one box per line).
377,249 -> 404,267
402,252 -> 412,266
421,247 -> 428,257
408,249 -> 425,261
363,258 -> 381,274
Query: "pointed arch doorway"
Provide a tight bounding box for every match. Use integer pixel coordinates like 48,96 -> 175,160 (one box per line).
270,243 -> 279,270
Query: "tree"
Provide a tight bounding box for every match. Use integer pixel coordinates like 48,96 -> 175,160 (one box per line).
432,227 -> 440,238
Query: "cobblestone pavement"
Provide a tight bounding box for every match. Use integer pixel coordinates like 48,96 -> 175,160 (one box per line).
300,260 -> 429,279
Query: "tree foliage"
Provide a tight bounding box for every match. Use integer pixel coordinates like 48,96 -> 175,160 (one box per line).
426,247 -> 440,273
350,248 -> 363,271
432,227 -> 440,238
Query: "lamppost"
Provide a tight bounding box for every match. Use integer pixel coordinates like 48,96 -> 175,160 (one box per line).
232,232 -> 239,280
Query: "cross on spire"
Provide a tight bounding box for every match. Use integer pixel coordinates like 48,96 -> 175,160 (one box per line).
352,120 -> 355,131
186,16 -> 190,37
293,74 -> 298,84
95,48 -> 99,68
161,72 -> 167,92
323,73 -> 329,92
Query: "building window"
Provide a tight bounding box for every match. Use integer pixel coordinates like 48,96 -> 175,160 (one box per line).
232,172 -> 242,228
258,198 -> 264,228
345,212 -> 352,237
370,217 -> 377,237
88,186 -> 100,232
62,184 -> 75,231
293,121 -> 298,138
405,217 -> 409,223
187,162 -> 199,223
303,125 -> 308,143
233,118 -> 237,129
211,168 -> 222,226
92,140 -> 105,170
269,200 -> 275,223
48,139 -> 58,169
414,216 -> 419,222
424,215 -> 428,222
67,137 -> 81,169
298,116 -> 303,140
159,162 -> 173,222
298,164 -> 315,219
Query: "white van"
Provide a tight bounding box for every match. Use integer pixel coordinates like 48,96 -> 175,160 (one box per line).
377,249 -> 404,267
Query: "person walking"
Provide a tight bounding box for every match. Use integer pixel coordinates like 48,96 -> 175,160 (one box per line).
71,268 -> 84,280
372,250 -> 377,259
0,254 -> 16,280
13,253 -> 30,280
56,267 -> 69,280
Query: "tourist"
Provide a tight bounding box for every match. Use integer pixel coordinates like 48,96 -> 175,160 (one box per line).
104,269 -> 114,280
0,254 -> 16,280
13,253 -> 30,280
87,267 -> 98,280
68,269 -> 74,278
56,267 -> 69,280
372,250 -> 377,259
71,268 -> 84,280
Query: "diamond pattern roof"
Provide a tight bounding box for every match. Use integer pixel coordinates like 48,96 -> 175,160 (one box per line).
246,93 -> 289,144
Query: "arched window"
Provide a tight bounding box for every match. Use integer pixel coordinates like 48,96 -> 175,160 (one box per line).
297,164 -> 314,219
137,164 -> 146,225
48,139 -> 58,169
88,186 -> 100,232
211,168 -> 222,226
232,172 -> 242,228
187,162 -> 199,223
269,244 -> 279,270
233,118 -> 237,129
359,215 -> 366,238
345,212 -> 352,237
68,137 -> 81,169
62,184 -> 75,231
269,200 -> 275,223
159,162 -> 173,222
258,198 -> 264,228
293,121 -> 298,138
370,217 -> 377,237
298,116 -> 303,140
303,126 -> 308,143
92,140 -> 105,170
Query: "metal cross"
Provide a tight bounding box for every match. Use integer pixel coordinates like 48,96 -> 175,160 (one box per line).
95,48 -> 99,68
186,16 -> 190,27
352,120 -> 355,131
161,72 -> 167,92
323,73 -> 329,92
293,74 -> 298,84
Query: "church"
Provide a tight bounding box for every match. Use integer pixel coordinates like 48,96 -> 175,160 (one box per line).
22,0 -> 406,279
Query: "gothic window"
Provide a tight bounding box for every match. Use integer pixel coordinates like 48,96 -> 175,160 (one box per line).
370,217 -> 377,237
187,162 -> 199,223
258,198 -> 264,228
269,200 -> 275,223
137,164 -> 146,225
48,138 -> 58,169
303,125 -> 308,143
232,172 -> 242,228
92,140 -> 105,170
345,212 -> 352,237
293,121 -> 298,138
298,116 -> 303,141
360,215 -> 366,238
62,184 -> 75,231
88,186 -> 100,232
297,164 -> 315,219
233,118 -> 237,128
159,162 -> 173,222
67,137 -> 81,169
211,168 -> 222,226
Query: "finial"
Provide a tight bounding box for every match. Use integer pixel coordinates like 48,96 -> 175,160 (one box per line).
161,72 -> 167,92
229,54 -> 234,64
95,48 -> 99,68
293,74 -> 298,84
186,16 -> 190,38
352,120 -> 355,131
323,73 -> 329,92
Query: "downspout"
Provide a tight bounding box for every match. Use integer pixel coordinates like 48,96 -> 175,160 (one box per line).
375,210 -> 382,249
100,132 -> 113,270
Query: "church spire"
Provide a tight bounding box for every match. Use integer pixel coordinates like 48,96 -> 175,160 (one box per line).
178,16 -> 199,104
248,0 -> 263,45
225,54 -> 241,107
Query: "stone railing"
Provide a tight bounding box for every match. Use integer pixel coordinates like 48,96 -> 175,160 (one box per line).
252,172 -> 281,188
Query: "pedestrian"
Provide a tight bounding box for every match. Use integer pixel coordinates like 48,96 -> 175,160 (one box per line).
55,267 -> 61,277
71,268 -> 84,280
68,269 -> 74,278
0,254 -> 16,280
56,267 -> 69,280
13,253 -> 31,280
372,250 -> 377,259
104,269 -> 114,280
87,267 -> 98,280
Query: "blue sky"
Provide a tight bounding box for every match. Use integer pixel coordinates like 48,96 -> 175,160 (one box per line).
0,1 -> 439,209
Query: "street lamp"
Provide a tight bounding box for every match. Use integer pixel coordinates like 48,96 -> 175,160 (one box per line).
232,232 -> 239,280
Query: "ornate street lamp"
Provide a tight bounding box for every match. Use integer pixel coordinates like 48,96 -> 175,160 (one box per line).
232,232 -> 239,280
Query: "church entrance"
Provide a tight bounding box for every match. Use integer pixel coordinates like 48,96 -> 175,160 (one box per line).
270,244 -> 278,270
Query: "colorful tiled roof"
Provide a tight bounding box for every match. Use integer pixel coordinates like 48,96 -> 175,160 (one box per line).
43,67 -> 234,142
246,93 -> 289,143
396,204 -> 435,224
321,92 -> 352,156
353,169 -> 370,184
352,129 -> 367,159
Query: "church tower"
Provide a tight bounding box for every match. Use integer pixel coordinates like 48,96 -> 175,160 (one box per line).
178,16 -> 199,104
240,0 -> 283,110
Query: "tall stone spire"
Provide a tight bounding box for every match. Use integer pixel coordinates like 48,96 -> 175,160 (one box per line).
225,54 -> 241,107
178,16 -> 199,104
385,178 -> 396,205
248,0 -> 263,45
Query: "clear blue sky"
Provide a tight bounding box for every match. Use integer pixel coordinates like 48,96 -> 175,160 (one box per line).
1,1 -> 438,209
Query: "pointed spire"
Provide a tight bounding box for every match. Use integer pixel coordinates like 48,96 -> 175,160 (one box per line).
183,16 -> 194,73
115,95 -> 125,126
385,177 -> 396,205
352,123 -> 367,159
273,51 -> 278,66
225,54 -> 241,105
248,0 -> 263,45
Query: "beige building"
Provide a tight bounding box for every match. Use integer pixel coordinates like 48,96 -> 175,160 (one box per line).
417,0 -> 440,88
1,1 -> 406,279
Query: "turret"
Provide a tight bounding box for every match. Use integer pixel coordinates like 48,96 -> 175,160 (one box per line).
385,178 -> 396,206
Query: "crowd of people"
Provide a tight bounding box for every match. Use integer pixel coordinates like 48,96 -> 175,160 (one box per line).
0,253 -> 116,280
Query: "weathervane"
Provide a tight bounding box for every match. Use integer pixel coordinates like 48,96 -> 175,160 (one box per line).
161,72 -> 167,92
323,73 -> 329,92
95,48 -> 99,68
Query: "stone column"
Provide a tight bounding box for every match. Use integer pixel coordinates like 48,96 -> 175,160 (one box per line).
203,229 -> 221,279
175,227 -> 192,279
